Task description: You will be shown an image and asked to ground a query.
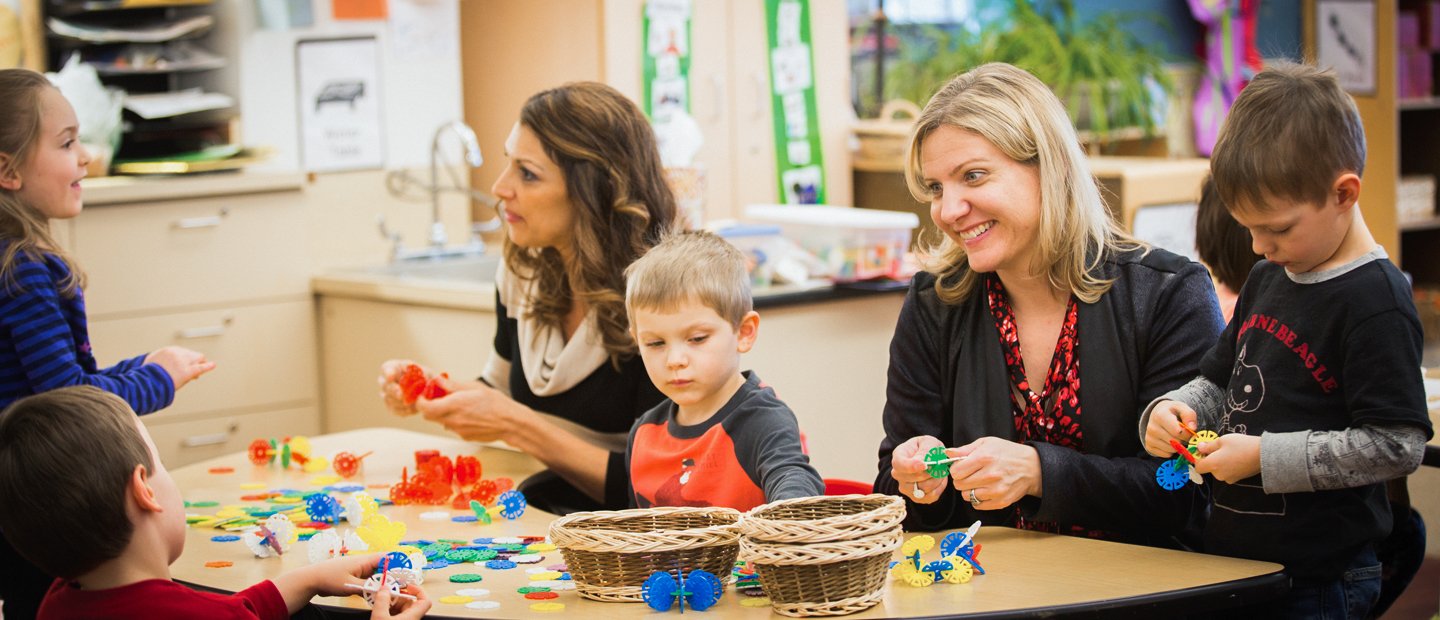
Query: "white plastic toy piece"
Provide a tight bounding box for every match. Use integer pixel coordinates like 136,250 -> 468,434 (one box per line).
350,568 -> 423,607
308,530 -> 343,564
243,514 -> 298,558
346,492 -> 379,526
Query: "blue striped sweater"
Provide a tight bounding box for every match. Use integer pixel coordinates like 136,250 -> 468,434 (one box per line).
0,250 -> 174,414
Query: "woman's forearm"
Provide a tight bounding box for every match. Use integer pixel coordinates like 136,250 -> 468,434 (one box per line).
501,405 -> 610,502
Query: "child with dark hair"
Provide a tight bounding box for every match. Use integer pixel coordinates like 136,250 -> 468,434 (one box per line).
1194,174 -> 1260,323
0,386 -> 430,619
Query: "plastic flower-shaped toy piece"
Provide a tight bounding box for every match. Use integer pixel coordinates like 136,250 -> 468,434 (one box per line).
244,514 -> 298,558
357,513 -> 407,551
346,492 -> 379,526
642,569 -> 723,612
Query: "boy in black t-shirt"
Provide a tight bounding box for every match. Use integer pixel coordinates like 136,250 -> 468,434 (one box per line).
1142,62 -> 1433,619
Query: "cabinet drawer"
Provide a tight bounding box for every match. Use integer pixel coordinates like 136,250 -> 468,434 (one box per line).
72,192 -> 308,316
143,405 -> 320,468
89,301 -> 317,417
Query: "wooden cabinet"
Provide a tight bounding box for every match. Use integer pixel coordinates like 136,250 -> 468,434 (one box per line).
74,183 -> 319,467
460,0 -> 852,224
317,296 -> 493,436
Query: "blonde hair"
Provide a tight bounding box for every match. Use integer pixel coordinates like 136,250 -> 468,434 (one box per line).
625,231 -> 752,328
0,69 -> 85,296
903,63 -> 1141,304
503,82 -> 679,365
1211,61 -> 1365,214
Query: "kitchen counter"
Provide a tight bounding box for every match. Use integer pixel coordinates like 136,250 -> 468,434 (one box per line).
81,170 -> 306,206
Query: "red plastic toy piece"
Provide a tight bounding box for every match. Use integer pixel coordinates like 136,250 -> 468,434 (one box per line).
421,373 -> 450,400
1169,439 -> 1198,465
332,451 -> 373,479
454,455 -> 482,487
494,477 -> 514,493
248,439 -> 274,465
397,364 -> 428,405
472,479 -> 498,505
414,449 -> 440,468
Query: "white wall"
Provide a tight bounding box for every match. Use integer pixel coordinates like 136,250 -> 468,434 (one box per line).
212,0 -> 463,171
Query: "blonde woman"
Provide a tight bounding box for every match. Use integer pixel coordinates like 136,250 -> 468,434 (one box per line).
877,64 -> 1222,546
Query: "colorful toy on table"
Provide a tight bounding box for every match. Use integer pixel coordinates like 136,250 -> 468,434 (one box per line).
247,435 -> 329,473
397,363 -> 450,404
305,493 -> 344,524
345,491 -> 380,526
357,512 -> 408,551
331,450 -> 373,479
913,445 -> 965,500
890,520 -> 984,587
307,528 -> 370,563
347,552 -> 424,607
642,569 -> 724,612
244,514 -> 298,558
1155,429 -> 1219,491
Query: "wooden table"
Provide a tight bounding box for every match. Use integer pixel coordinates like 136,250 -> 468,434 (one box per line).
172,428 -> 1286,618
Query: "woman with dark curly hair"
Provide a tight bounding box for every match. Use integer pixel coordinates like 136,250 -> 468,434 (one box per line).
379,82 -> 678,514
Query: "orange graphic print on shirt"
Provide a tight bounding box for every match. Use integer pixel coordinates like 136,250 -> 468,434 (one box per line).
631,420 -> 766,511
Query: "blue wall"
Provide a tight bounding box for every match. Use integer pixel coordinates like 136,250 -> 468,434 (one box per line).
1075,0 -> 1302,62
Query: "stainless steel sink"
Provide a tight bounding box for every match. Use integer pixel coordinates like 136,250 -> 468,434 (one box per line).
358,253 -> 503,284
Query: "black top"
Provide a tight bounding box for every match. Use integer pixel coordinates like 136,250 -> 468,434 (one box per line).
875,247 -> 1224,548
493,292 -> 666,508
1199,258 -> 1434,581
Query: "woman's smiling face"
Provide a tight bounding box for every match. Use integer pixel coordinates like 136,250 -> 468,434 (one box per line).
921,125 -> 1043,278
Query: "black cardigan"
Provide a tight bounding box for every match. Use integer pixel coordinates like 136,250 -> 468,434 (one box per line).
874,247 -> 1223,548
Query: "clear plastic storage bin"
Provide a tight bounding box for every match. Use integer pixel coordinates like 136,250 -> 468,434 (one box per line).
744,204 -> 919,281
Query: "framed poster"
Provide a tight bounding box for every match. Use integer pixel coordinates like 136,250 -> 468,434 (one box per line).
1315,0 -> 1376,95
296,37 -> 384,172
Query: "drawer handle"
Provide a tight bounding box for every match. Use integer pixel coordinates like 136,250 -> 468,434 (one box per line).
174,207 -> 230,229
182,423 -> 239,448
177,315 -> 233,339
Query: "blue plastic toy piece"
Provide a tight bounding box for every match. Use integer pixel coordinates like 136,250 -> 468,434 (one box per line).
642,569 -> 723,612
921,560 -> 954,582
642,571 -> 678,611
939,531 -> 986,574
1155,457 -> 1190,491
377,551 -> 412,573
304,494 -> 342,523
498,490 -> 527,520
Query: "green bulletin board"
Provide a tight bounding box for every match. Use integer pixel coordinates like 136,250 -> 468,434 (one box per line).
642,0 -> 692,120
764,0 -> 825,204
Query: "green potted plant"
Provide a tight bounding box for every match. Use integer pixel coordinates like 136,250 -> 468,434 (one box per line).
876,0 -> 1173,144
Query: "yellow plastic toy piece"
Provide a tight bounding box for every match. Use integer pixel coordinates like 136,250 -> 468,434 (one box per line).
940,556 -> 974,584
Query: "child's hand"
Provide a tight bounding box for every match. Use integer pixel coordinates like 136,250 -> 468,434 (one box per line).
377,359 -> 426,416
1193,433 -> 1261,483
145,346 -> 216,390
890,435 -> 947,504
371,584 -> 431,619
1143,400 -> 1197,458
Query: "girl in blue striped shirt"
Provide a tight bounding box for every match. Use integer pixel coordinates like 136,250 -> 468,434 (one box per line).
0,68 -> 219,619
0,69 -> 215,415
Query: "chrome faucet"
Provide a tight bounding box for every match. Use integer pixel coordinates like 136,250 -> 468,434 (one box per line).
428,120 -> 483,250
381,120 -> 500,261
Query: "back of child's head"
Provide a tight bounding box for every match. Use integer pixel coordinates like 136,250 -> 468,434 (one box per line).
1211,61 -> 1365,215
0,386 -> 152,579
0,68 -> 84,294
625,230 -> 752,328
1195,175 -> 1260,293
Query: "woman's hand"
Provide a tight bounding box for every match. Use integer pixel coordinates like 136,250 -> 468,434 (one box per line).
890,435 -> 949,503
947,437 -> 1042,510
376,359 -> 427,416
414,378 -> 520,443
1193,433 -> 1261,483
145,346 -> 216,390
1143,400 -> 1197,458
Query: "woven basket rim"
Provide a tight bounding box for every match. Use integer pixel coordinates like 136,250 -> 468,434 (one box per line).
739,494 -> 905,541
549,505 -> 742,554
739,527 -> 902,566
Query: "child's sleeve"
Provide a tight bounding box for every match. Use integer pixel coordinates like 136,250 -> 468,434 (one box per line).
1260,308 -> 1434,493
731,403 -> 825,502
0,262 -> 175,414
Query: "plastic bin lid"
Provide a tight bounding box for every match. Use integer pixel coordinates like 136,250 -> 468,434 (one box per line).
744,204 -> 920,229
714,223 -> 783,238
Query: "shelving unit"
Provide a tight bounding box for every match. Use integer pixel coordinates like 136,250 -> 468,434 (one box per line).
42,0 -> 235,166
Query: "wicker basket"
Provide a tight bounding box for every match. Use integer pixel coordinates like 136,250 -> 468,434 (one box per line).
739,494 -> 905,543
852,99 -> 922,171
547,506 -> 742,602
738,495 -> 906,617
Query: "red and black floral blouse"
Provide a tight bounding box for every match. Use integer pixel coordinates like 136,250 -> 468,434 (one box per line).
986,275 -> 1109,538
